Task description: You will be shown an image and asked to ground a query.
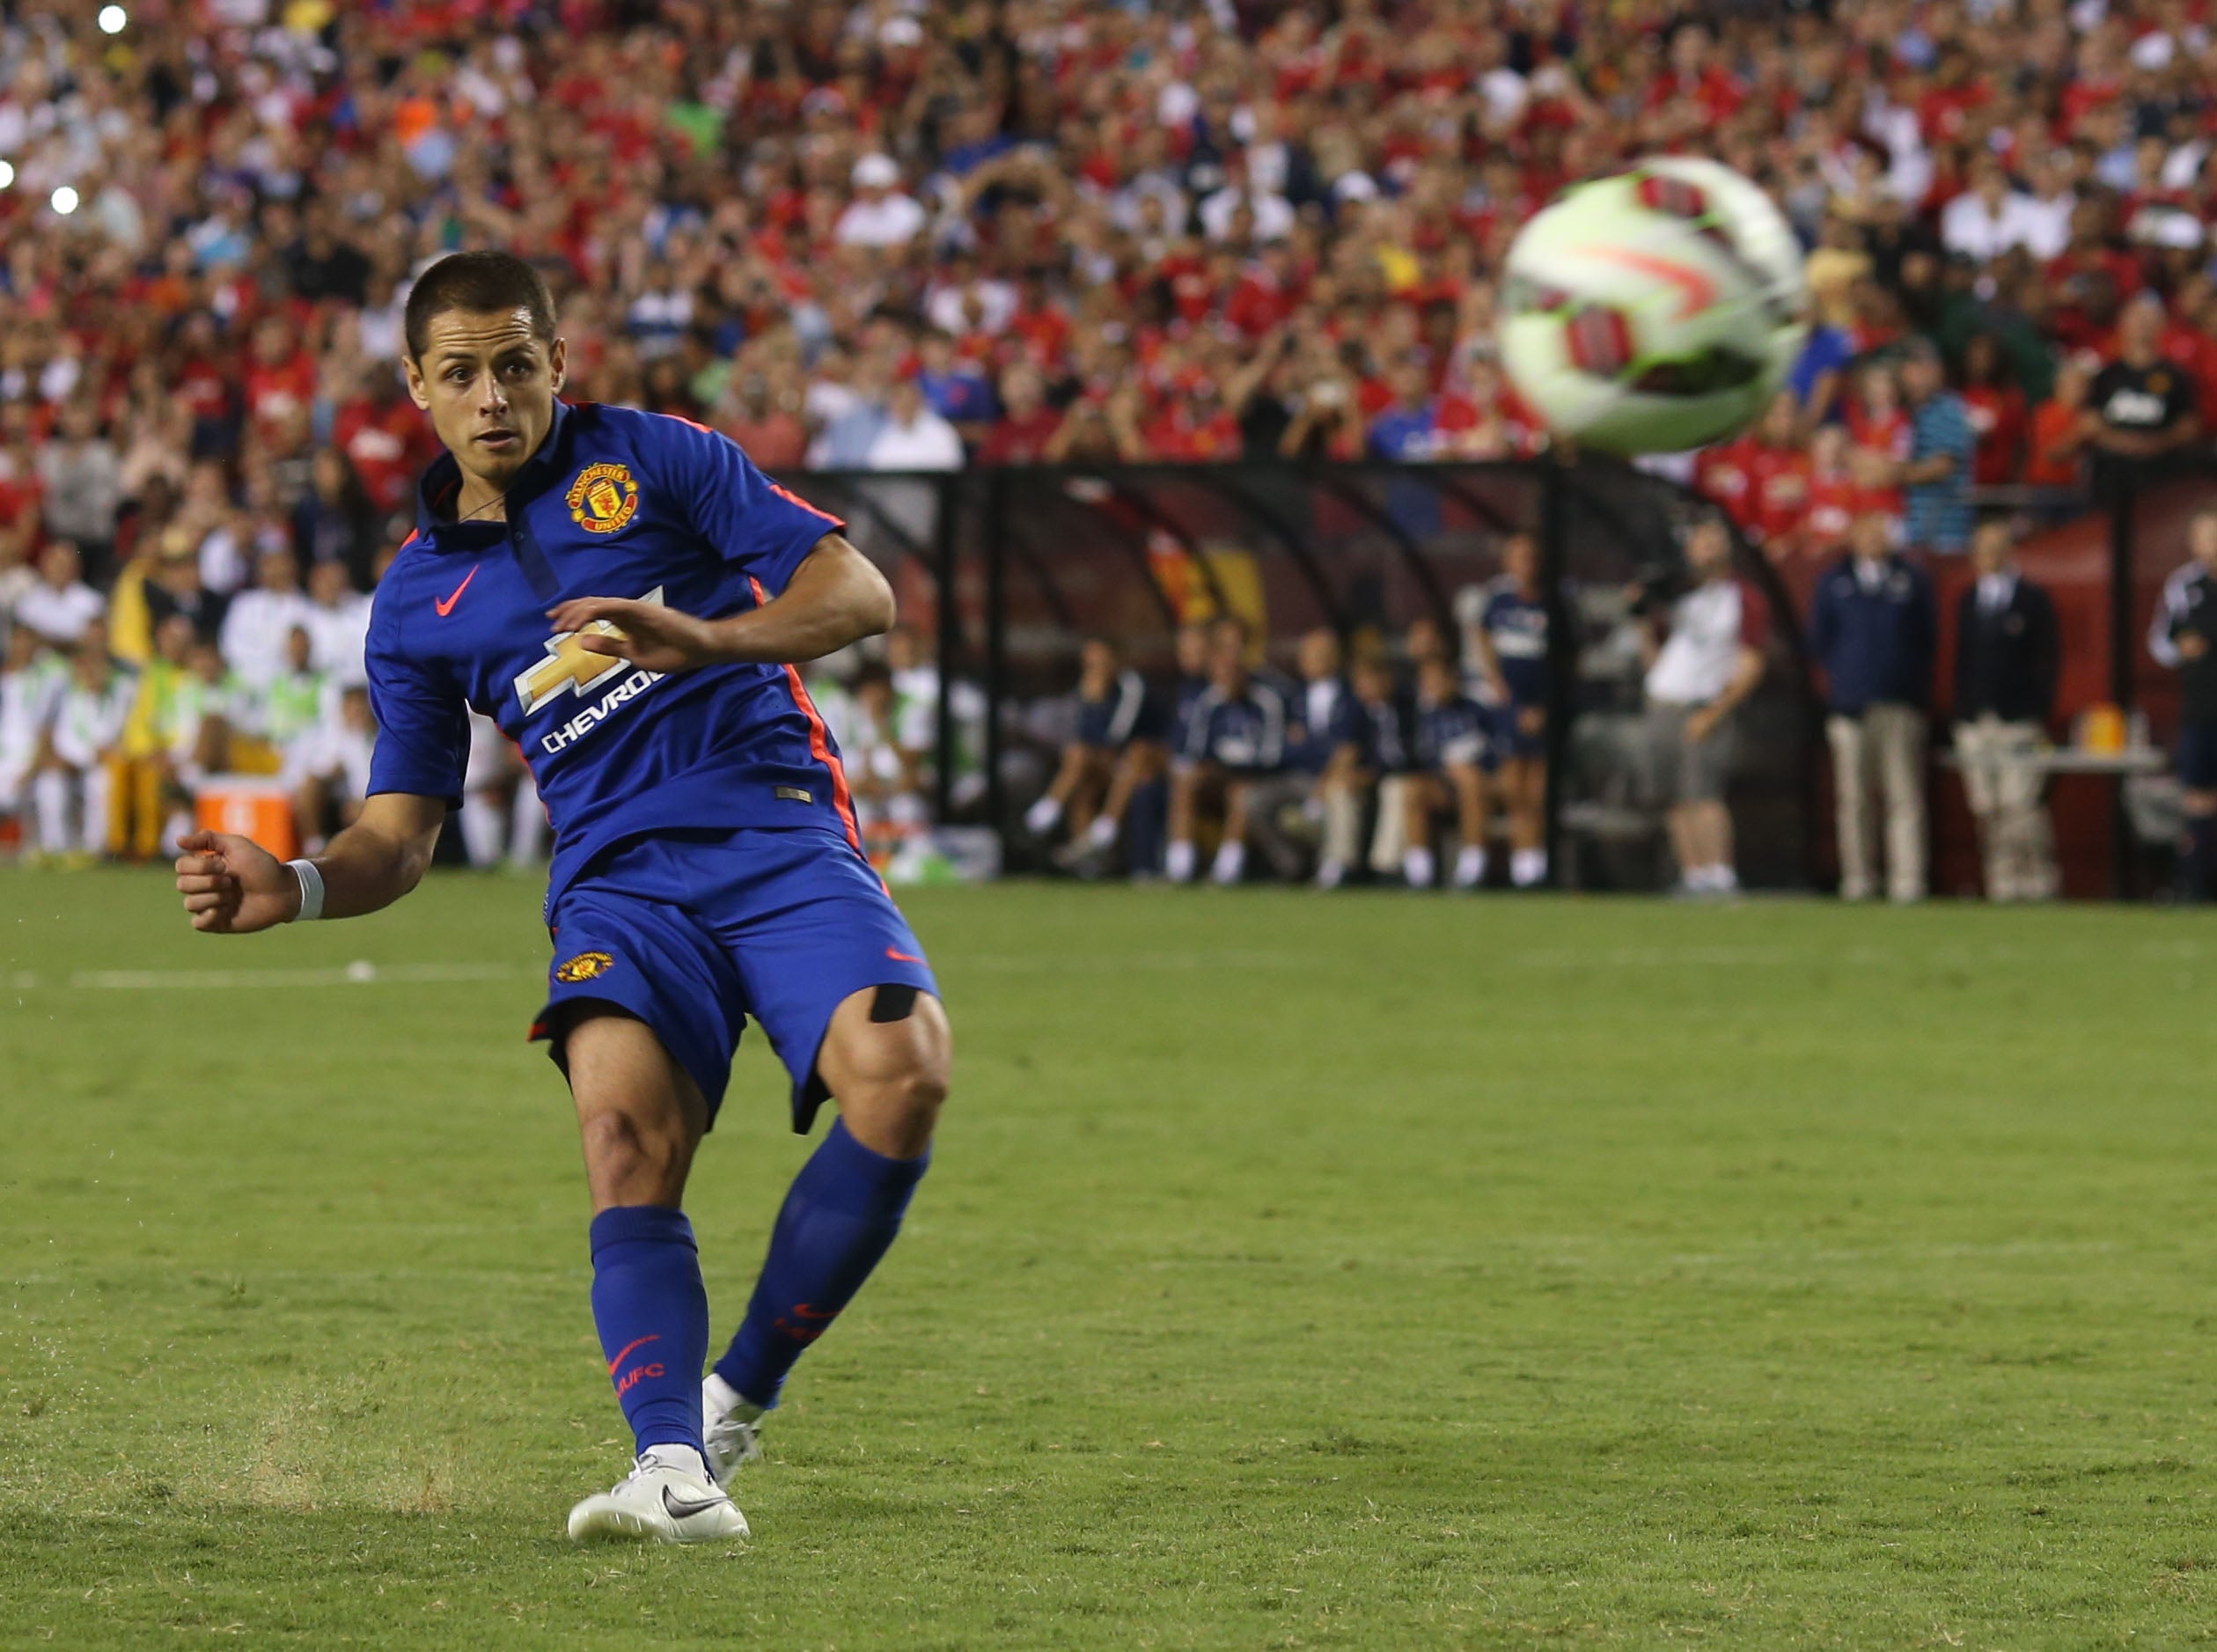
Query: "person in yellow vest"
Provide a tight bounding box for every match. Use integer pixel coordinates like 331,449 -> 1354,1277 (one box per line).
111,613 -> 203,859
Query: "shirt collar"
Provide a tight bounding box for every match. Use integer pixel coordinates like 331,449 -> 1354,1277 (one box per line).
413,398 -> 575,540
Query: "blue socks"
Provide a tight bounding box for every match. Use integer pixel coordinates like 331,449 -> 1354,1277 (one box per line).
714,1120 -> 930,1410
589,1206 -> 709,1457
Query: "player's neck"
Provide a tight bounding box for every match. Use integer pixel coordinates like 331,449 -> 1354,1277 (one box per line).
452,471 -> 510,525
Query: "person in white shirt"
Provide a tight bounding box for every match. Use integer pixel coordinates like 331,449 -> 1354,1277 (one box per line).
1636,518 -> 1769,896
305,557 -> 372,686
835,154 -> 928,248
295,684 -> 381,855
1940,158 -> 2046,263
14,540 -> 106,647
0,620 -> 66,830
218,547 -> 317,688
33,621 -> 136,862
460,710 -> 548,870
864,378 -> 966,472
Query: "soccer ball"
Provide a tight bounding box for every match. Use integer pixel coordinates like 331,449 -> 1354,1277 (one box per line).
1498,157 -> 1808,456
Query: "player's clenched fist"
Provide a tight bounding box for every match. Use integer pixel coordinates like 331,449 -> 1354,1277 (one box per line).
174,829 -> 298,934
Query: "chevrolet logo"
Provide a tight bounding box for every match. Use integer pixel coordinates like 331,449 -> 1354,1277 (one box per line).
515,586 -> 664,715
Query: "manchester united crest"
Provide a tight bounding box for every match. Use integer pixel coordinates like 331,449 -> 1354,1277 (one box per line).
566,462 -> 639,534
554,951 -> 616,984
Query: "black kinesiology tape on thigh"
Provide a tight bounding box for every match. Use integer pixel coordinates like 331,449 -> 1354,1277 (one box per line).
870,983 -> 921,1024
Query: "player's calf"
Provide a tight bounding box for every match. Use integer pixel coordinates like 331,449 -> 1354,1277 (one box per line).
706,986 -> 947,1442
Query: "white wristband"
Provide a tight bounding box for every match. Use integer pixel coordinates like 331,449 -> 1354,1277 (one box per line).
287,858 -> 327,923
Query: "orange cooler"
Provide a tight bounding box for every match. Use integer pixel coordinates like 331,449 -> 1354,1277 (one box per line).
195,775 -> 299,861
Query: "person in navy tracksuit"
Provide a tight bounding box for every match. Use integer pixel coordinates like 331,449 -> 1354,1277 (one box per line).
1166,615 -> 1288,885
1809,509 -> 1937,900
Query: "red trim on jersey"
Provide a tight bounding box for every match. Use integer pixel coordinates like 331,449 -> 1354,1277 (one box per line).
398,528 -> 422,553
767,479 -> 843,526
749,576 -> 863,853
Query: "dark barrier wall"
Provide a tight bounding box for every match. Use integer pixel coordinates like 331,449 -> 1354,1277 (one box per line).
784,459 -> 1819,892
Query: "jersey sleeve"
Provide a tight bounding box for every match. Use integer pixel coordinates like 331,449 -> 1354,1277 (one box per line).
654,414 -> 846,595
363,593 -> 468,804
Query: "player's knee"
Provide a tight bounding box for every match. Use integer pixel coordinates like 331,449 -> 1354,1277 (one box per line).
577,1105 -> 686,1197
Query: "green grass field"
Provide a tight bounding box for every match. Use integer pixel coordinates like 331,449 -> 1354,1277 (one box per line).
4,871 -> 2216,1649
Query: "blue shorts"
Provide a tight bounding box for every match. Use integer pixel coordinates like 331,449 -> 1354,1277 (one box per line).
1494,702 -> 1546,761
2180,721 -> 2217,790
531,824 -> 937,1134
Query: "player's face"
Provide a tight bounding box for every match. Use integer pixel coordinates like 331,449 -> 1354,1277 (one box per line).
2192,515 -> 2217,565
1504,535 -> 1537,588
405,307 -> 568,493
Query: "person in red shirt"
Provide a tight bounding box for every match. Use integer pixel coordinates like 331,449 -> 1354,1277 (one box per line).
1846,361 -> 1912,466
977,363 -> 1063,466
1744,393 -> 1813,551
1959,332 -> 2028,485
1799,424 -> 1863,563
2022,355 -> 2092,489
241,314 -> 317,448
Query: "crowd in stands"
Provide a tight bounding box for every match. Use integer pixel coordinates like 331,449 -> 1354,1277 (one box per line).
4,0 -> 2217,877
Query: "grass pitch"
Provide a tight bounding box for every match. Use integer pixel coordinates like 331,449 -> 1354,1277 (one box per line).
3,870 -> 2215,1649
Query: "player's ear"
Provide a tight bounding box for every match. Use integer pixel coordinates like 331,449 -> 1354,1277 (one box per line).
547,335 -> 568,394
400,353 -> 431,412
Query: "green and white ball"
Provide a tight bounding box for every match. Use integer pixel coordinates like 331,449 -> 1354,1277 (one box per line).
1499,157 -> 1808,456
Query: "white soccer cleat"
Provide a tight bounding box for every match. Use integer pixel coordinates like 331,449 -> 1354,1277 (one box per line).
701,1375 -> 767,1486
565,1446 -> 749,1545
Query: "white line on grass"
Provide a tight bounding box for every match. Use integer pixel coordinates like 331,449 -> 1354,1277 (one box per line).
7,961 -> 529,991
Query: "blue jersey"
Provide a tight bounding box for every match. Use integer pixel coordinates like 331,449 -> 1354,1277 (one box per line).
1414,693 -> 1494,772
1354,693 -> 1411,774
1075,669 -> 1148,750
1481,584 -> 1548,708
363,400 -> 852,916
1181,678 -> 1288,773
1283,676 -> 1362,773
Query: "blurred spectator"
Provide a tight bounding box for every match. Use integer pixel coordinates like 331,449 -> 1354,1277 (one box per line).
305,558 -> 372,686
461,713 -> 547,871
2023,356 -> 2094,490
1404,652 -> 1495,892
1810,510 -> 1939,903
1897,341 -> 1975,555
836,155 -> 927,249
916,335 -> 998,449
1250,628 -> 1363,887
720,367 -> 810,473
866,378 -> 965,472
1465,533 -> 1552,888
219,549 -> 315,688
37,403 -> 122,582
1940,156 -> 2046,265
1636,518 -> 1768,898
1026,635 -> 1147,848
978,365 -> 1061,467
2086,293 -> 2206,487
33,623 -> 133,865
1350,653 -> 1416,886
17,542 -> 106,649
114,613 -> 202,862
841,662 -> 926,848
0,622 -> 64,840
2149,508 -> 2217,902
1168,617 -> 1288,886
1958,334 -> 2027,488
296,686 -> 380,857
292,450 -> 382,587
1954,521 -> 2059,902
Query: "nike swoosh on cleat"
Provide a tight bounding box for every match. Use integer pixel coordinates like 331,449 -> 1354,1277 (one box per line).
435,566 -> 478,617
661,1487 -> 731,1521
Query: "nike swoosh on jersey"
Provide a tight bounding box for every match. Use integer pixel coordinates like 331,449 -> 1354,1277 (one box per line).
885,947 -> 925,964
661,1486 -> 732,1521
435,566 -> 478,617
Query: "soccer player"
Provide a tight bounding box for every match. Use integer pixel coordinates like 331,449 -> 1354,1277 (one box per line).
1464,532 -> 1551,889
1404,651 -> 1495,890
2151,507 -> 2217,900
171,253 -> 950,1546
1166,615 -> 1289,885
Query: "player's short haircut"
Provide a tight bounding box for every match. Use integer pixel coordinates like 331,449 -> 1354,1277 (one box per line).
404,251 -> 557,361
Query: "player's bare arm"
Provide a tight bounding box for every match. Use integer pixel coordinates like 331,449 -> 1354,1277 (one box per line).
547,533 -> 893,674
173,790 -> 445,932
